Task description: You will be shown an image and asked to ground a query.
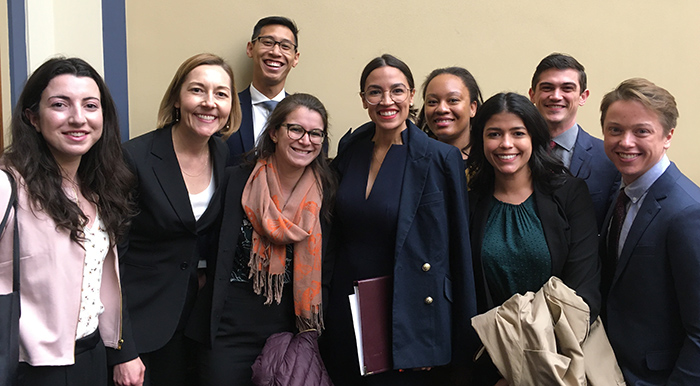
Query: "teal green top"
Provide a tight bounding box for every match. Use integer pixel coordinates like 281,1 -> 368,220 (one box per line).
481,194 -> 551,306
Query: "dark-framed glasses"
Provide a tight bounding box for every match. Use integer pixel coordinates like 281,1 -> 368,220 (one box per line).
253,36 -> 297,53
281,123 -> 325,144
361,85 -> 411,105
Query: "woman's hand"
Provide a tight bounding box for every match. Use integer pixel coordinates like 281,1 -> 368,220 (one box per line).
113,357 -> 145,386
494,378 -> 509,386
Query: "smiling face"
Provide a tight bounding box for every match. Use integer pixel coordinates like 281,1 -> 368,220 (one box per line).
27,74 -> 103,169
424,73 -> 477,147
175,64 -> 232,139
361,66 -> 415,133
483,112 -> 532,181
529,68 -> 589,136
603,100 -> 673,184
247,24 -> 300,91
270,106 -> 324,174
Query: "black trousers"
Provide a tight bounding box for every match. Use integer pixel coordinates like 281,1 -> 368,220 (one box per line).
197,282 -> 295,386
18,329 -> 107,386
140,329 -> 198,386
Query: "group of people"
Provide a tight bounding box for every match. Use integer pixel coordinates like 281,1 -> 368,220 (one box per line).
0,14 -> 698,386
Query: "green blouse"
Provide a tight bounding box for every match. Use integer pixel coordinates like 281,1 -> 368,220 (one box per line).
481,194 -> 551,306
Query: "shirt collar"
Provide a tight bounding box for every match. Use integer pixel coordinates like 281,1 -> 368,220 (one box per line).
551,123 -> 579,152
250,84 -> 285,104
622,154 -> 670,203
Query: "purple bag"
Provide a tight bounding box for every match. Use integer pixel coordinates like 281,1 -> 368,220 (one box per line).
251,330 -> 333,386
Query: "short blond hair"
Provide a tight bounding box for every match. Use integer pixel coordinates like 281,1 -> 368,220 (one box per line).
600,78 -> 678,135
157,53 -> 242,139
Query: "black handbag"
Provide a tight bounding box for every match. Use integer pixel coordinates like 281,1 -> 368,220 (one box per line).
0,171 -> 19,386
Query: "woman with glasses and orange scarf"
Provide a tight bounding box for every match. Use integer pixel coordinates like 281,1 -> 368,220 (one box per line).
188,93 -> 336,385
321,54 -> 477,385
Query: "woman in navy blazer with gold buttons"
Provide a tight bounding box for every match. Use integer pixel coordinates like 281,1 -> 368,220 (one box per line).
114,53 -> 242,386
321,54 -> 478,385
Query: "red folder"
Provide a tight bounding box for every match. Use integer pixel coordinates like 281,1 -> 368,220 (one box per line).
349,275 -> 392,376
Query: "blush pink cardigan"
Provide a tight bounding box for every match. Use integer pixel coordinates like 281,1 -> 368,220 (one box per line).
0,171 -> 123,366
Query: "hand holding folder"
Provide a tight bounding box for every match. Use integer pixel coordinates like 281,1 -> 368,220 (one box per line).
348,275 -> 392,376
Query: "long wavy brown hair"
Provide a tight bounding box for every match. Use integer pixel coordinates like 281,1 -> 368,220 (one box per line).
2,57 -> 136,245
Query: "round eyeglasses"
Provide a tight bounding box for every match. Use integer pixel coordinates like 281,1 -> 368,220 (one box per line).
361,85 -> 411,105
281,124 -> 325,144
253,36 -> 297,53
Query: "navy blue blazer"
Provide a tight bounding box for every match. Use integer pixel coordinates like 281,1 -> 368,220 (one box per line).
226,87 -> 254,166
570,127 -> 620,230
328,121 -> 478,369
602,162 -> 700,384
469,176 -> 601,319
117,126 -> 228,357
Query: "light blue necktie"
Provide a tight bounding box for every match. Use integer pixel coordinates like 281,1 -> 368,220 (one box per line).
260,100 -> 279,114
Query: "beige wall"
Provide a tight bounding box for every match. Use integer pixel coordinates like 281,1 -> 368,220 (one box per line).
0,0 -> 10,140
124,1 -> 699,184
26,0 -> 104,74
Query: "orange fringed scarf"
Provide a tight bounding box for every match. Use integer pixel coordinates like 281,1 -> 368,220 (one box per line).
241,155 -> 324,332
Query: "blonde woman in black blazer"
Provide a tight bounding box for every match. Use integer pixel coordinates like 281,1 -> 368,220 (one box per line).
114,53 -> 241,386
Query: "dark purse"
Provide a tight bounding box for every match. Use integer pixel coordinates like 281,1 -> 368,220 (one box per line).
0,171 -> 19,386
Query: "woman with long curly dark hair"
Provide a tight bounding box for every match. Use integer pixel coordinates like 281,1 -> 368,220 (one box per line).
0,57 -> 141,386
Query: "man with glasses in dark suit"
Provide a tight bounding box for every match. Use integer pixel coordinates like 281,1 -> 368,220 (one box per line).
227,16 -> 300,165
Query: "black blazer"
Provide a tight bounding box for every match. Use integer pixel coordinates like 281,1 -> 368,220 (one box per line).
327,121 -> 478,369
186,164 -> 252,346
225,87 -> 254,166
470,176 -> 601,319
116,126 -> 228,357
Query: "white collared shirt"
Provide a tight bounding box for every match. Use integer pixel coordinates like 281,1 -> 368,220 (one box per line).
249,84 -> 286,145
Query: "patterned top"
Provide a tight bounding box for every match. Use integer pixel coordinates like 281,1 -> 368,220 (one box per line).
481,195 -> 551,306
75,213 -> 110,340
230,214 -> 293,283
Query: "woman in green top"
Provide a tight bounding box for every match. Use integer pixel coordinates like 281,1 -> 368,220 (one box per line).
467,92 -> 601,385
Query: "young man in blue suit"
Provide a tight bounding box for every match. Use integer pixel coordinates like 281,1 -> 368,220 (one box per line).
529,53 -> 619,230
226,16 -> 299,165
600,78 -> 700,384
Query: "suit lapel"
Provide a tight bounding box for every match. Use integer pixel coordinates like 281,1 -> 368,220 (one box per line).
394,124 -> 430,257
194,137 -> 227,231
534,186 -> 567,275
239,88 -> 255,151
613,166 -> 676,285
569,126 -> 592,178
150,127 -> 196,232
216,166 -> 252,279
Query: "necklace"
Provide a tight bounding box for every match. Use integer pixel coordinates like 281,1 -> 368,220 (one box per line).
180,156 -> 210,177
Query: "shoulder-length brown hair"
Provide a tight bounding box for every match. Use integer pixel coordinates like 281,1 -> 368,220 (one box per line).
252,93 -> 337,221
157,53 -> 242,139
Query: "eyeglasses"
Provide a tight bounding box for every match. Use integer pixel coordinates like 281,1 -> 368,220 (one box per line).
281,124 -> 325,144
361,85 -> 411,105
253,36 -> 297,53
